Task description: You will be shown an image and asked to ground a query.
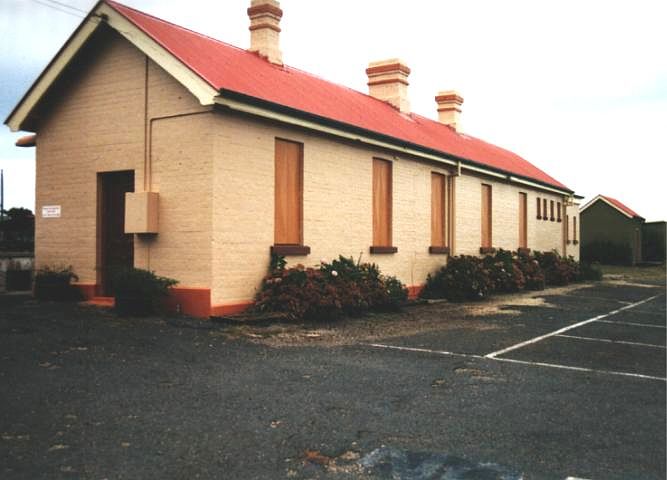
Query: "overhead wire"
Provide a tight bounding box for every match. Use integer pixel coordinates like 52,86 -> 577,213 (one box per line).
29,0 -> 86,18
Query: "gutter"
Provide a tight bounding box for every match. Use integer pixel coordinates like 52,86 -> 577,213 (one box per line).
214,89 -> 574,196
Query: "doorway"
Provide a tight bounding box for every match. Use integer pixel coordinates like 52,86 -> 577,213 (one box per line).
98,170 -> 134,295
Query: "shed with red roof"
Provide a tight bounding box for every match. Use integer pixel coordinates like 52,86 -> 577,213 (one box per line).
5,0 -> 580,316
580,195 -> 645,265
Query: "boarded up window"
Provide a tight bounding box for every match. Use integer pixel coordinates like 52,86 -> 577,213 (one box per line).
481,184 -> 492,248
373,158 -> 392,247
536,197 -> 541,219
275,139 -> 303,245
519,192 -> 527,249
431,173 -> 450,247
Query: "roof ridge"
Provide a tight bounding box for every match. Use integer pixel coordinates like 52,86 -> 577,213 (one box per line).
105,1 -> 398,108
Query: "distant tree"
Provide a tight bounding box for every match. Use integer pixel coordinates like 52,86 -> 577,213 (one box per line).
0,207 -> 35,251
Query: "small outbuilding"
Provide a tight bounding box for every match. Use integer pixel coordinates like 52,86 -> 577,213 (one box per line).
580,195 -> 644,265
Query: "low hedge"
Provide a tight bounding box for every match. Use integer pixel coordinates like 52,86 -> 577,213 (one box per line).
253,255 -> 408,320
112,268 -> 178,316
34,265 -> 82,301
423,249 -> 600,302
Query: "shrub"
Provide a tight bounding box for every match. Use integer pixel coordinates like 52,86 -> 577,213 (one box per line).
33,265 -> 82,301
515,251 -> 545,290
579,262 -> 603,281
421,255 -> 493,302
482,249 -> 526,293
581,240 -> 632,265
534,251 -> 579,286
112,268 -> 178,316
253,255 -> 408,320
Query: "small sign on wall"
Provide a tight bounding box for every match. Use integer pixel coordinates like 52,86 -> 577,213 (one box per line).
42,205 -> 61,218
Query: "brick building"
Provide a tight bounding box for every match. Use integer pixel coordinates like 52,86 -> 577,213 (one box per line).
6,0 -> 580,317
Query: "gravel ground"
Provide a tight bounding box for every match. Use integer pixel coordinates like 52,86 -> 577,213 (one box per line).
0,275 -> 665,479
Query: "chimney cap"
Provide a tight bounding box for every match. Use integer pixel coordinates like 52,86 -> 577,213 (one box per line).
247,0 -> 283,19
366,58 -> 411,77
435,90 -> 464,105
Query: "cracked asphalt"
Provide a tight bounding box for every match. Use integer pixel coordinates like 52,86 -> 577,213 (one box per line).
0,277 -> 665,479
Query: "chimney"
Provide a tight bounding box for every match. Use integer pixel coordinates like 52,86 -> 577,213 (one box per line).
247,0 -> 283,65
366,59 -> 411,113
435,90 -> 463,131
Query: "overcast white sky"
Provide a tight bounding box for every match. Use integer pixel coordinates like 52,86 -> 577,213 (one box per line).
1,0 -> 666,220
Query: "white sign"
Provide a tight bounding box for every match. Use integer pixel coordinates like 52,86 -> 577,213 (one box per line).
42,205 -> 61,218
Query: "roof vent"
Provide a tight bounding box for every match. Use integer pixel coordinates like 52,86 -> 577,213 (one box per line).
247,0 -> 283,65
366,59 -> 411,113
435,90 -> 463,131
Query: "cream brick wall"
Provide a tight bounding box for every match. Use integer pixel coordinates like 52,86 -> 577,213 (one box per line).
35,29 -> 145,284
35,27 -> 213,289
209,111 -> 570,305
454,174 -> 566,256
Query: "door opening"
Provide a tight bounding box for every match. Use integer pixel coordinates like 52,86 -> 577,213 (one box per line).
98,171 -> 134,296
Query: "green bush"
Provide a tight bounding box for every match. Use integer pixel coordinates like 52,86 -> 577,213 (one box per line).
253,255 -> 408,320
421,255 -> 493,302
112,268 -> 178,316
534,251 -> 580,286
515,251 -> 546,290
581,240 -> 632,265
482,249 -> 526,293
33,265 -> 82,301
579,262 -> 603,281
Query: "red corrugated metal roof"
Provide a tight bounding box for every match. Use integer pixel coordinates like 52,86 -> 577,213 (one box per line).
106,0 -> 571,192
600,195 -> 642,219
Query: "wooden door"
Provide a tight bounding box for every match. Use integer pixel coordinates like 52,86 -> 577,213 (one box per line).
98,171 -> 134,295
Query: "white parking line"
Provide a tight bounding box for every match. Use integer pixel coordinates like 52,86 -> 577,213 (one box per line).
364,342 -> 667,382
493,357 -> 666,382
596,319 -> 666,329
557,334 -> 666,349
485,294 -> 661,359
365,343 -> 484,359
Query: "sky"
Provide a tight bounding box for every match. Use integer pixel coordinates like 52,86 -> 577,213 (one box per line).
1,0 -> 666,220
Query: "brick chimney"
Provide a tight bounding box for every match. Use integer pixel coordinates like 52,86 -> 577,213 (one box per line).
366,59 -> 411,113
247,0 -> 283,65
435,90 -> 463,131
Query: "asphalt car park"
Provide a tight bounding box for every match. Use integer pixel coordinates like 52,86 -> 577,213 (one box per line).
0,279 -> 665,479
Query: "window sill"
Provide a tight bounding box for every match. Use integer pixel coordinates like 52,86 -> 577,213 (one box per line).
557,219 -> 562,223
271,244 -> 311,256
370,246 -> 398,254
429,246 -> 450,255
550,217 -> 555,222
479,247 -> 496,255
573,240 -> 579,245
566,240 -> 572,245
537,216 -> 542,220
518,247 -> 531,255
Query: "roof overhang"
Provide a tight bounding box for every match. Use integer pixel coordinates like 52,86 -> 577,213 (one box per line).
215,89 -> 575,197
4,1 -> 217,132
580,194 -> 643,220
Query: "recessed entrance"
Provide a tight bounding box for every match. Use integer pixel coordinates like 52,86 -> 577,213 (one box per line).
98,170 -> 134,295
